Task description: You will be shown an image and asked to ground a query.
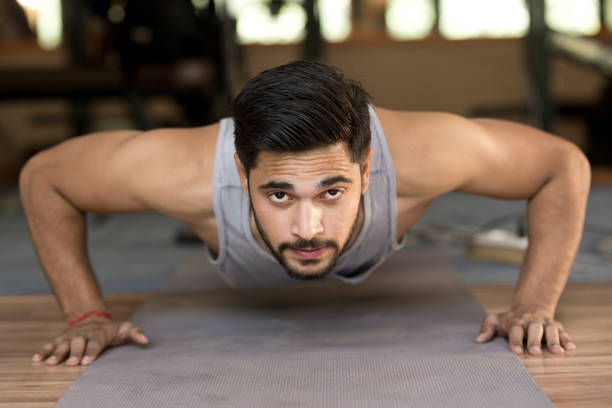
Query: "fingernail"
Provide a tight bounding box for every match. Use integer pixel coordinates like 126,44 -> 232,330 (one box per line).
529,346 -> 541,355
82,356 -> 92,365
551,345 -> 563,353
46,356 -> 57,364
32,354 -> 41,362
67,357 -> 78,365
566,342 -> 576,351
513,346 -> 523,354
475,334 -> 485,342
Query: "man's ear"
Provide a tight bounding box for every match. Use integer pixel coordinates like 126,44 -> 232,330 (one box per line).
234,153 -> 250,196
361,147 -> 373,194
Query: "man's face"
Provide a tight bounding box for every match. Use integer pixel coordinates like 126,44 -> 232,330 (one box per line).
236,143 -> 372,281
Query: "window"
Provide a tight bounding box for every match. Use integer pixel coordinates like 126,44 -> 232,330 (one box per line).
385,0 -> 436,40
219,0 -> 605,45
606,0 -> 612,30
16,0 -> 63,50
225,0 -> 352,45
227,0 -> 306,45
319,0 -> 352,42
545,0 -> 600,35
439,0 -> 528,40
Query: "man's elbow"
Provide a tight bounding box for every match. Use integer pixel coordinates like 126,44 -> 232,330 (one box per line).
19,150 -> 54,204
558,143 -> 591,195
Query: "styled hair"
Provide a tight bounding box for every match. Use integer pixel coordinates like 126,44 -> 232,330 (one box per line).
232,61 -> 372,174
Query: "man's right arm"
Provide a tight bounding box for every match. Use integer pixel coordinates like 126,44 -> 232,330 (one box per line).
19,124 -> 217,365
20,131 -> 144,323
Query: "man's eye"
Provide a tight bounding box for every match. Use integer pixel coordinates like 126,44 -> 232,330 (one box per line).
323,189 -> 342,200
270,192 -> 289,203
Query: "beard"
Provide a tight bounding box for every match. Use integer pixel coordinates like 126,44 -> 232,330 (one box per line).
250,196 -> 363,281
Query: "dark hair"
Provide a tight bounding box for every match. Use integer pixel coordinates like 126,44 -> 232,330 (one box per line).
233,61 -> 372,174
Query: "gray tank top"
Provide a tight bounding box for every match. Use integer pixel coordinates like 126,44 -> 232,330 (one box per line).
206,105 -> 404,289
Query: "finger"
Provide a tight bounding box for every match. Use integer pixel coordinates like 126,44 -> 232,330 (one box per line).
66,336 -> 87,366
46,341 -> 70,365
544,323 -> 564,354
112,322 -> 149,345
33,342 -> 55,362
109,321 -> 133,345
559,329 -> 576,351
476,314 -> 498,343
526,322 -> 544,355
81,339 -> 104,365
508,325 -> 525,355
129,326 -> 149,345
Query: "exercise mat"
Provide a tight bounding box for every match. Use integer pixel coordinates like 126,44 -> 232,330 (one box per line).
56,250 -> 553,407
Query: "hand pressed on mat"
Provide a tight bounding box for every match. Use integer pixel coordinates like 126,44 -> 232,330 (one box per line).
475,309 -> 575,356
32,317 -> 149,366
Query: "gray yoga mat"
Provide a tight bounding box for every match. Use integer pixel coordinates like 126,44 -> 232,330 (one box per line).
56,250 -> 553,407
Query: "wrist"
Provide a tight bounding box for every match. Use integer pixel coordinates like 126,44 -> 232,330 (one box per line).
67,310 -> 113,327
64,298 -> 107,321
512,284 -> 560,315
511,298 -> 555,317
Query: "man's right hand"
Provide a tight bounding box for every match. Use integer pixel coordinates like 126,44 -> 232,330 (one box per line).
32,317 -> 149,366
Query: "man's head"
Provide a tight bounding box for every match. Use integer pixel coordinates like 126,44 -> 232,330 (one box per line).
232,61 -> 373,281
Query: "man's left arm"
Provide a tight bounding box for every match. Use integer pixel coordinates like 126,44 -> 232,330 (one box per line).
456,117 -> 591,356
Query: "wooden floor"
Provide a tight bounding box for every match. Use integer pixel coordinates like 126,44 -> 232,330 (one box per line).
1,283 -> 611,408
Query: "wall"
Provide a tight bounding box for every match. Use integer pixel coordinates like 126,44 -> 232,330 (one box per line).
244,38 -> 605,115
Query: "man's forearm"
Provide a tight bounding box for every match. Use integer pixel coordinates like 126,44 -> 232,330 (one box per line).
20,155 -> 106,320
512,153 -> 591,316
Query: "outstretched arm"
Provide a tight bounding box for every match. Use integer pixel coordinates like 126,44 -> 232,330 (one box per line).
465,118 -> 590,356
382,108 -> 590,356
20,124 -> 217,365
20,129 -> 151,365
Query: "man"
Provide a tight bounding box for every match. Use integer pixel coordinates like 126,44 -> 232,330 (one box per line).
20,61 -> 590,367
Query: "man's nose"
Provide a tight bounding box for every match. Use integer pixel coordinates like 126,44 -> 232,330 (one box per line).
292,201 -> 324,240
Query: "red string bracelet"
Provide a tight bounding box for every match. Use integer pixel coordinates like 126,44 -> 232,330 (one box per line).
68,310 -> 113,327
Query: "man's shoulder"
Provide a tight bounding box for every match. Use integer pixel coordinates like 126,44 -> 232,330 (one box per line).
148,121 -> 222,146
373,106 -> 479,199
122,122 -> 222,219
373,106 -> 469,143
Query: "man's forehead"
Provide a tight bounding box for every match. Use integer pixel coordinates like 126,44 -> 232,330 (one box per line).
253,143 -> 356,179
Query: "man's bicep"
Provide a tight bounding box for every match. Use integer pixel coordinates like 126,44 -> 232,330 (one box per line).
455,118 -> 582,200
33,130 -> 157,213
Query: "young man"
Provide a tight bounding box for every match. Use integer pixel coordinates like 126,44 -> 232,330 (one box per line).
20,61 -> 590,367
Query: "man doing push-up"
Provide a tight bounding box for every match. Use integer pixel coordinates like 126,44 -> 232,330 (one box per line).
20,61 -> 590,366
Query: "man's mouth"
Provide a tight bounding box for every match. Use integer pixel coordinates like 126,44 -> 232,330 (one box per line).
290,247 -> 326,260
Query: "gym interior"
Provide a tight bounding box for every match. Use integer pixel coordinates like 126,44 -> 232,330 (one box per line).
0,1 -> 611,406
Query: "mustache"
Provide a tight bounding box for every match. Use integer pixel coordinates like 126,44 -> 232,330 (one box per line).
279,238 -> 339,252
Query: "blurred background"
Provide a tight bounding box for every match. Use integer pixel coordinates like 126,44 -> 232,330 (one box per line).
0,0 -> 611,294
1,0 -> 612,180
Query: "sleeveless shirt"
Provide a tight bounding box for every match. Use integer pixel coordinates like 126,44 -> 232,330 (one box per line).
206,105 -> 404,289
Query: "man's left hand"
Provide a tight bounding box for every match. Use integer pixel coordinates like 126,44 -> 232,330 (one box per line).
475,309 -> 576,356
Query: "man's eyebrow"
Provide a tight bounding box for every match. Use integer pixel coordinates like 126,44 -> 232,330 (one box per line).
318,176 -> 353,189
258,181 -> 294,191
258,176 -> 352,191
